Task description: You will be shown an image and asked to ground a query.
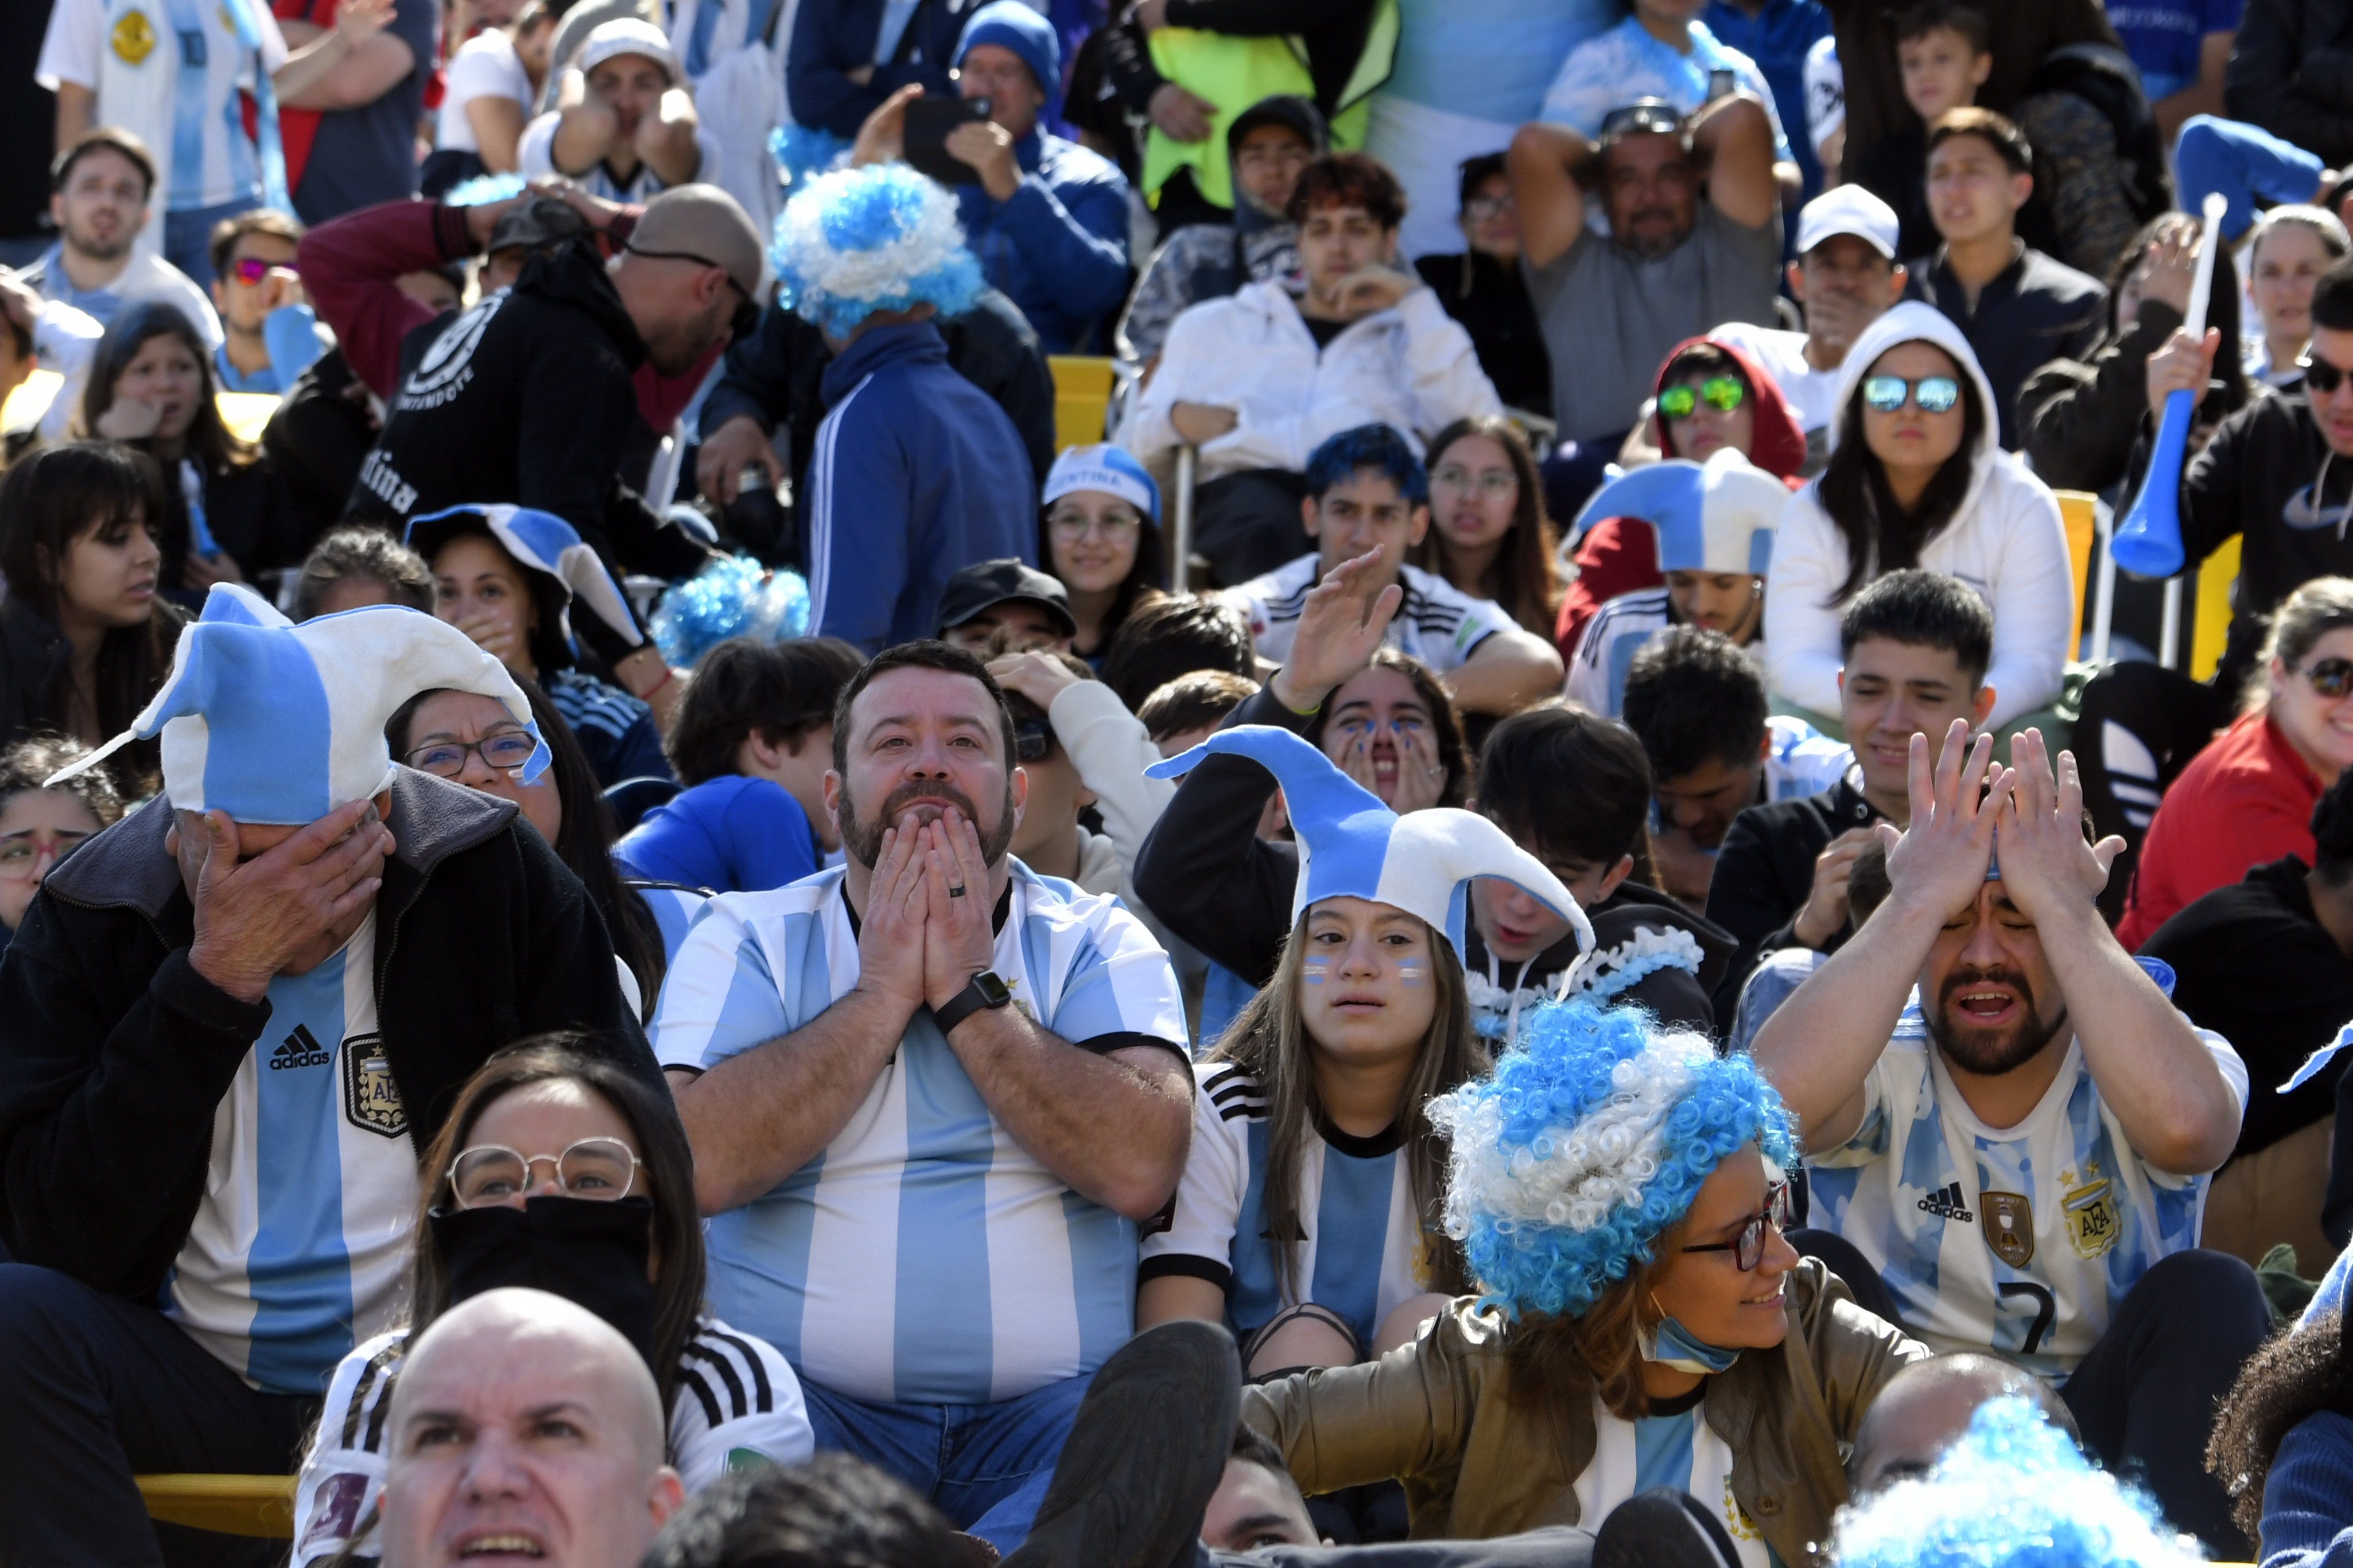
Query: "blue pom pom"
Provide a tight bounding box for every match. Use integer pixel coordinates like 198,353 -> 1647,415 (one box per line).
648,555 -> 810,668
442,172 -> 527,206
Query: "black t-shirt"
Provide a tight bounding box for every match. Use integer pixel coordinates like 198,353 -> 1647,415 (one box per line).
1302,314 -> 1350,350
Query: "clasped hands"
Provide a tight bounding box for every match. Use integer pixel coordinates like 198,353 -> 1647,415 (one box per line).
855,806 -> 1001,1019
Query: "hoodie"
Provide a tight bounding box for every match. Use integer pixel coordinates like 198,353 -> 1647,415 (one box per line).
1556,334 -> 1807,659
1764,302 -> 2075,729
802,321 -> 1039,653
1462,880 -> 1735,1046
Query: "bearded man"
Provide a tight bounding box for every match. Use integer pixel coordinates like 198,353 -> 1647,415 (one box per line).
650,639 -> 1191,1558
1752,721 -> 2267,1558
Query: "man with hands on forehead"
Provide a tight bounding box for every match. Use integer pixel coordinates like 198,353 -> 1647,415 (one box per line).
0,584 -> 654,1562
1751,719 -> 2269,1557
653,640 -> 1191,1556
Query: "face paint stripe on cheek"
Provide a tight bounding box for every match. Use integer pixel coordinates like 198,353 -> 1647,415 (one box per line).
1398,962 -> 1426,987
1303,956 -> 1330,984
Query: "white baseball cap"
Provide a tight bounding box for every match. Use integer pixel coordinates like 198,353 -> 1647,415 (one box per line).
574,18 -> 680,83
1795,184 -> 1900,260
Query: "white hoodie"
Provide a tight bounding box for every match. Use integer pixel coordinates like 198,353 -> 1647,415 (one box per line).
1121,279 -> 1502,481
1764,302 -> 2073,729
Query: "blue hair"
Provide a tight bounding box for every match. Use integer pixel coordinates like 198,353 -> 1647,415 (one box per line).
1430,998 -> 1796,1320
1305,424 -> 1429,504
1835,1396 -> 2196,1568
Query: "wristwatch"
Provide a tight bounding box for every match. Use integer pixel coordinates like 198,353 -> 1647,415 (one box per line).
934,970 -> 1014,1034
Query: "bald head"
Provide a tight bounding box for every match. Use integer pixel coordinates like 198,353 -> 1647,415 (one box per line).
1850,1353 -> 2078,1497
632,184 -> 764,297
380,1288 -> 680,1568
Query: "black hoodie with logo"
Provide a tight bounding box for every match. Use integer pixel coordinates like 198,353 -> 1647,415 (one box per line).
345,238 -> 712,592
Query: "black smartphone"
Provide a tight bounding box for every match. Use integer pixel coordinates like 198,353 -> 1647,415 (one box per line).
905,95 -> 992,185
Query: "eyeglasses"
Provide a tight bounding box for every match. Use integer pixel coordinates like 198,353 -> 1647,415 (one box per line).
1657,376 -> 1745,419
1861,374 -> 1961,414
446,1137 -> 643,1208
1430,462 -> 1517,497
1013,716 -> 1054,763
623,242 -> 761,338
1464,193 -> 1513,223
2299,352 -> 2353,395
1680,1180 -> 1791,1271
2300,656 -> 2353,699
1046,506 -> 1143,540
404,729 -> 538,779
0,827 -> 92,882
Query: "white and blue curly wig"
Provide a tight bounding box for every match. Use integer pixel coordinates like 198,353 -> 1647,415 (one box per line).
1426,998 -> 1796,1320
770,163 -> 984,340
1834,1395 -> 2197,1568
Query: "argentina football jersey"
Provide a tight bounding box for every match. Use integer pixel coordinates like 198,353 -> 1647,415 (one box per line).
164,913 -> 420,1394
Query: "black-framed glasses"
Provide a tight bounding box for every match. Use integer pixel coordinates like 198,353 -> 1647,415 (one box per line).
1680,1180 -> 1790,1271
2300,656 -> 2353,699
2300,352 -> 2353,394
1013,715 -> 1054,763
404,729 -> 537,779
446,1137 -> 643,1208
1862,374 -> 1960,414
1657,376 -> 1744,419
623,242 -> 760,338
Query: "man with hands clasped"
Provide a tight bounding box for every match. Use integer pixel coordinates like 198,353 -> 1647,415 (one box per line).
1751,718 -> 2269,1556
653,640 -> 1191,1555
521,20 -> 717,202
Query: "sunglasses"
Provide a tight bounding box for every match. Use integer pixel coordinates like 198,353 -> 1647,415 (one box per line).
623,242 -> 761,338
1861,373 -> 1961,414
229,257 -> 282,286
2300,353 -> 2353,395
2301,656 -> 2353,699
1013,716 -> 1054,763
1657,376 -> 1744,419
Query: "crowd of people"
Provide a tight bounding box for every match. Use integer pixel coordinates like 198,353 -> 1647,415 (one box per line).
14,0 -> 2353,1563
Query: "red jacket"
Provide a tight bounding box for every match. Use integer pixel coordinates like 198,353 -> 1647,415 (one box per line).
1555,334 -> 1807,661
294,199 -> 719,428
2118,711 -> 2327,951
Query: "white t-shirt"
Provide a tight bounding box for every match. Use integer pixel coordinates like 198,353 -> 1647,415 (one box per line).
518,111 -> 723,203
1804,34 -> 1843,159
164,913 -> 420,1395
1140,1061 -> 1439,1352
1807,998 -> 2249,1377
1706,320 -> 1843,438
436,29 -> 532,154
1224,557 -> 1515,676
1574,1392 -> 1771,1568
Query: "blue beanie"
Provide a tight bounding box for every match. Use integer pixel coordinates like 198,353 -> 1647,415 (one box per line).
956,1 -> 1058,95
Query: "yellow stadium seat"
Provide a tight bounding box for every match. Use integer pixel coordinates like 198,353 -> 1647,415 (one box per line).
1047,356 -> 1114,452
2053,491 -> 2098,621
135,1474 -> 297,1538
215,391 -> 282,446
2190,532 -> 2241,682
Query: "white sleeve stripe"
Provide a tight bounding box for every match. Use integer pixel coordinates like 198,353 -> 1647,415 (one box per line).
347,1341 -> 403,1452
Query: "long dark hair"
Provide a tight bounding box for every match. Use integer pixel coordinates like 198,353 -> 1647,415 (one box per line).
1414,416 -> 1562,639
1814,339 -> 1990,605
1505,1236 -> 1682,1423
417,516 -> 578,678
387,679 -> 666,1003
2208,1310 -> 2353,1543
82,302 -> 254,592
1210,913 -> 1481,1305
1302,647 -> 1472,808
1039,501 -> 1169,660
407,1036 -> 705,1409
0,441 -> 181,793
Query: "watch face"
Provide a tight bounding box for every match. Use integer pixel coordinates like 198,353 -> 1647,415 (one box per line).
976,971 -> 1013,1006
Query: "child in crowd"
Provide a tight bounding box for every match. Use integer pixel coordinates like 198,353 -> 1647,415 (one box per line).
0,734 -> 121,956
1853,0 -> 1994,262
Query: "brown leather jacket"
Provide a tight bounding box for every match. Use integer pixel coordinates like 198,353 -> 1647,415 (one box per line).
1240,1260 -> 1930,1566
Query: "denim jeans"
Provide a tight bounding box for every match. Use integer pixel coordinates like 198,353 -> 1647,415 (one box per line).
801,1371 -> 1090,1555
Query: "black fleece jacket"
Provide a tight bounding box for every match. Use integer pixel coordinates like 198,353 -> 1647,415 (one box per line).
345,238 -> 712,592
1704,773 -> 1886,1028
2226,0 -> 2353,166
1132,687 -> 1731,1034
0,769 -> 658,1299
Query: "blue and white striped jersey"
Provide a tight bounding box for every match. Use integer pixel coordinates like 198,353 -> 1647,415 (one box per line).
1140,1063 -> 1436,1352
165,913 -> 419,1395
1224,557 -> 1513,678
1807,1002 -> 2248,1376
1574,1391 -> 1770,1568
651,862 -> 1187,1405
629,880 -> 712,968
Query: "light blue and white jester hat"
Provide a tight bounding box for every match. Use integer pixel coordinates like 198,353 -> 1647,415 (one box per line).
1570,448 -> 1786,576
405,505 -> 643,658
48,583 -> 549,825
1145,725 -> 1593,963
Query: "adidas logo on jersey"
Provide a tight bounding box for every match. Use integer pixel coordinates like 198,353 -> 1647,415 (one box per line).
1916,1181 -> 1974,1222
270,1024 -> 333,1071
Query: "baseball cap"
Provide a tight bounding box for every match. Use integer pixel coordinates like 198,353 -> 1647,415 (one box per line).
1795,184 -> 1900,260
486,194 -> 590,255
574,18 -> 679,84
934,558 -> 1077,639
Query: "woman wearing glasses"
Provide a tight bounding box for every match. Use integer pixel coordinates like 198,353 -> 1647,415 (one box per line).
1238,993 -> 1927,1555
0,735 -> 121,958
1037,445 -> 1167,665
2119,579 -> 2353,947
290,1038 -> 811,1563
1413,415 -> 1563,648
1765,302 -> 2075,738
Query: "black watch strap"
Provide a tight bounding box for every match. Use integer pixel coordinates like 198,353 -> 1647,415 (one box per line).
934,970 -> 1012,1034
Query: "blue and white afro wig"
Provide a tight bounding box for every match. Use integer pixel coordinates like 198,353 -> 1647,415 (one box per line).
1834,1396 -> 2198,1568
1426,998 -> 1796,1320
771,163 -> 983,340
649,554 -> 809,670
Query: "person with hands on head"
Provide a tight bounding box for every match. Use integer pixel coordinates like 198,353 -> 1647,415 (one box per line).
205,208 -> 329,395
523,21 -> 715,203
0,583 -> 656,1562
651,640 -> 1191,1555
1751,718 -> 2269,1557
